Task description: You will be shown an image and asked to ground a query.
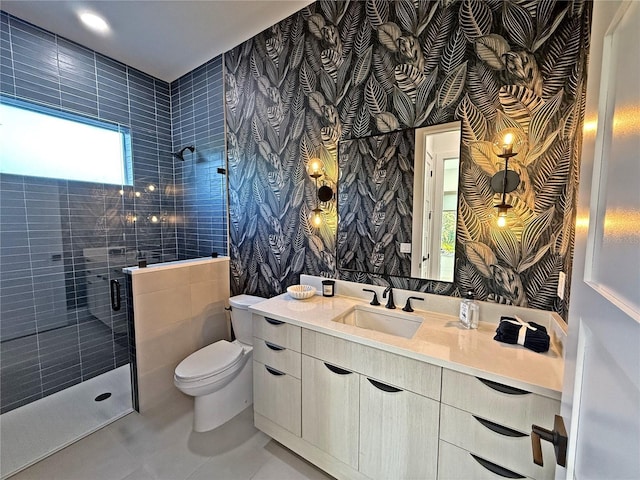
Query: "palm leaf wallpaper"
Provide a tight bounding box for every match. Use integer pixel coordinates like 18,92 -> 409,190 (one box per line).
224,0 -> 592,318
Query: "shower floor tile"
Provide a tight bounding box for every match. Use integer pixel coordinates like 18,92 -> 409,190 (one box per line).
8,395 -> 333,480
0,365 -> 132,479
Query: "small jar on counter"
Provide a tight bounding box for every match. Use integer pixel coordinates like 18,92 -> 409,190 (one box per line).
322,280 -> 335,297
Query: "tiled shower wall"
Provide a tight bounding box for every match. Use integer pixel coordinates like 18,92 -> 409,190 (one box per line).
170,56 -> 227,259
0,13 -> 226,414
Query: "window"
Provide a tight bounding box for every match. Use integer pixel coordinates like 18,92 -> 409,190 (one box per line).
0,97 -> 132,185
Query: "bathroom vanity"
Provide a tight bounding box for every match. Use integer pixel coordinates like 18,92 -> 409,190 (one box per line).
249,278 -> 565,480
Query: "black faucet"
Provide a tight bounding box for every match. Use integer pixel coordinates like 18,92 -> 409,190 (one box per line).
402,296 -> 424,312
382,286 -> 396,309
363,288 -> 380,306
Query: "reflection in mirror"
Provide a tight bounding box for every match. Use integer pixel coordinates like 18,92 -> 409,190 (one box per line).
337,122 -> 461,282
411,122 -> 461,281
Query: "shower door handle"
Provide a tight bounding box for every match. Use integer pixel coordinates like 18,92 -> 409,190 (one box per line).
110,279 -> 121,311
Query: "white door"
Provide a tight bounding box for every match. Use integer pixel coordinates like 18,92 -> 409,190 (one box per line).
421,151 -> 434,275
559,1 -> 640,479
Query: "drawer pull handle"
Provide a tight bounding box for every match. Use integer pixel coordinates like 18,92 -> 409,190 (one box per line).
470,454 -> 525,479
473,416 -> 527,437
265,317 -> 284,326
367,378 -> 402,393
265,365 -> 285,376
477,377 -> 529,395
265,341 -> 284,351
324,363 -> 352,375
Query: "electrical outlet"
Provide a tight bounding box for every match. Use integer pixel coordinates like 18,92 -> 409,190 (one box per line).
557,272 -> 566,299
400,243 -> 412,253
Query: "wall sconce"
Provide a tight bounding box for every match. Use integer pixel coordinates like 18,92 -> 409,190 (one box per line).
491,132 -> 520,228
308,159 -> 334,227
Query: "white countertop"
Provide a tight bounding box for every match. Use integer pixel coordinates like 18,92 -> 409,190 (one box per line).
250,293 -> 564,400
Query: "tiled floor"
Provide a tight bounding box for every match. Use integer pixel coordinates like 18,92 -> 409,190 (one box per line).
10,394 -> 333,480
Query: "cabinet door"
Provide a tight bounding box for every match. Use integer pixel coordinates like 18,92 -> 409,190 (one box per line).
302,355 -> 359,469
360,376 -> 439,480
253,360 -> 301,436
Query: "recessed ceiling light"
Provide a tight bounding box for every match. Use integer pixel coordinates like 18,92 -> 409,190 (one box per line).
78,11 -> 110,34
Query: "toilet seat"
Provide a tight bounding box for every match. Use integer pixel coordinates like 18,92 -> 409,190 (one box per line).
174,340 -> 244,383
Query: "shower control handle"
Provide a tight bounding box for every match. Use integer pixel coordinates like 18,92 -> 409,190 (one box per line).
110,279 -> 121,311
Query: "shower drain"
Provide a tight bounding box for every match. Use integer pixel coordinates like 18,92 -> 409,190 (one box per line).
94,392 -> 112,402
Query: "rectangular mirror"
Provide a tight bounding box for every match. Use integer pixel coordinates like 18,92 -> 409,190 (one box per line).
337,122 -> 461,282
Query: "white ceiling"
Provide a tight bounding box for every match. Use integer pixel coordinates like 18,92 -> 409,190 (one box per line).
1,0 -> 313,83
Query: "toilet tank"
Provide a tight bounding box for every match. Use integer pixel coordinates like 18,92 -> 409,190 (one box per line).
229,294 -> 265,345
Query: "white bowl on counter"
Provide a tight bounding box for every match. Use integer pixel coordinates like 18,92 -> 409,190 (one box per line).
287,285 -> 316,300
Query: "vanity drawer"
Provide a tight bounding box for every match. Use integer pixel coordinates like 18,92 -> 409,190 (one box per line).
440,404 -> 556,480
441,369 -> 560,433
253,337 -> 301,379
438,440 -> 533,480
302,329 -> 441,400
253,314 -> 301,351
253,360 -> 301,436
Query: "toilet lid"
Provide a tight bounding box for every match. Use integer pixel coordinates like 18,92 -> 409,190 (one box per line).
229,294 -> 265,309
175,340 -> 243,381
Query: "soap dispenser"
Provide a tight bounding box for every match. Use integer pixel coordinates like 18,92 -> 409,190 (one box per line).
459,290 -> 479,329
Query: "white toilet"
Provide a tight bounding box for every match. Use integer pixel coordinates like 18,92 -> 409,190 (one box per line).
174,294 -> 264,432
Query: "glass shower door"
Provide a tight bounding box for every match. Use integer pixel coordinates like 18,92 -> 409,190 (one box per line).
0,106 -> 135,477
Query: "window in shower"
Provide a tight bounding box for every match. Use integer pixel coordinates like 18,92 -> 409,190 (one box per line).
0,97 -> 133,186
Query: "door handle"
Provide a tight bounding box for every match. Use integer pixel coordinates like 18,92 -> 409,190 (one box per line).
367,378 -> 402,393
531,415 -> 568,467
110,279 -> 121,311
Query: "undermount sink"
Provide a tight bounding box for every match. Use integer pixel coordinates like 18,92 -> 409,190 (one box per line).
332,305 -> 423,339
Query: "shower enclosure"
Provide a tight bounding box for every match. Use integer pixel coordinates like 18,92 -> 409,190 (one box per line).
0,99 -> 141,477
0,14 -> 175,476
